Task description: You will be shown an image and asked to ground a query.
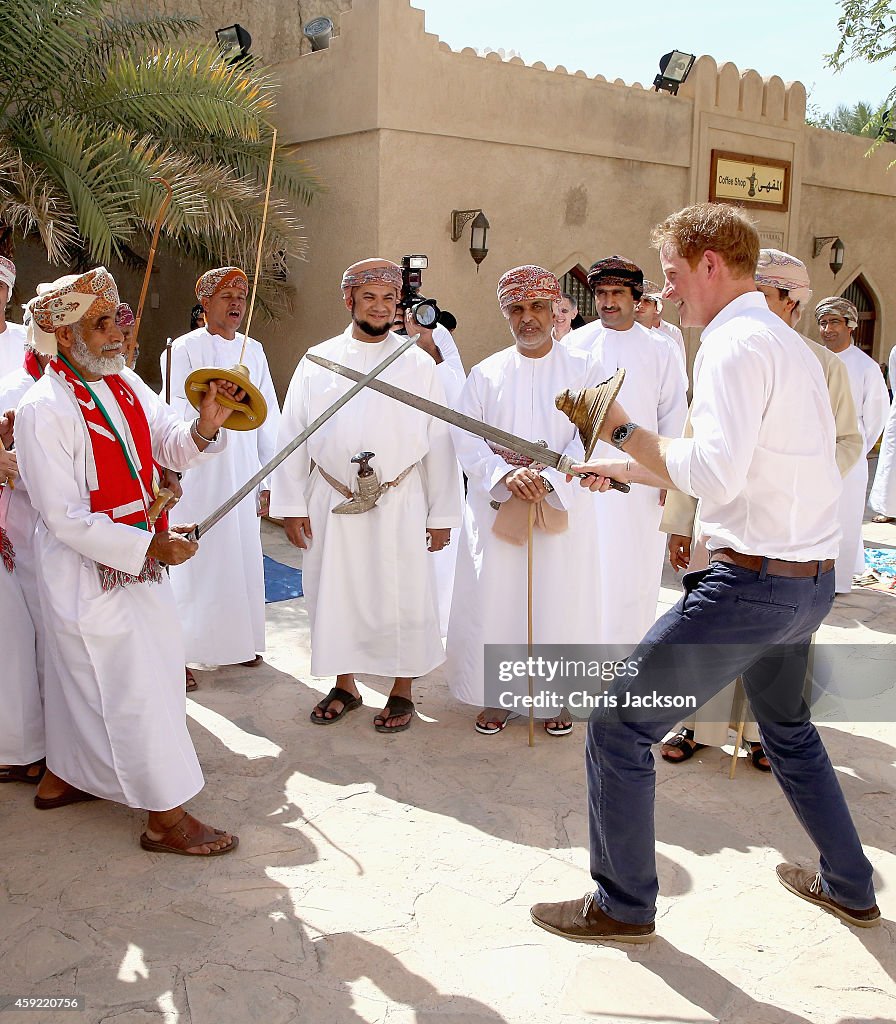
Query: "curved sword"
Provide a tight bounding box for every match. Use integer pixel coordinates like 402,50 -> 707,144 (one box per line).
305,353 -> 630,492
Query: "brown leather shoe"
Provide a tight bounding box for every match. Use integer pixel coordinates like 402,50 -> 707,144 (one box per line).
776,863 -> 880,928
530,893 -> 655,944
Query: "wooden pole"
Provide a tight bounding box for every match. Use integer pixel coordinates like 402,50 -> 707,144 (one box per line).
239,129 -> 278,365
132,177 -> 174,354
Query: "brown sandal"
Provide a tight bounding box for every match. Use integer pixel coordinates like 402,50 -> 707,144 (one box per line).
185,668 -> 198,692
140,812 -> 238,856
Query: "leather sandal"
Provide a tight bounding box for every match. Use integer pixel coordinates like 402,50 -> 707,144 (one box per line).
661,728 -> 707,764
34,786 -> 99,810
748,741 -> 772,772
140,812 -> 238,856
374,695 -> 415,733
185,668 -> 198,692
310,686 -> 362,725
0,758 -> 46,784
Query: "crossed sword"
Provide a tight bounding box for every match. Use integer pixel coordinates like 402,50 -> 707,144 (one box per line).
160,336 -> 627,540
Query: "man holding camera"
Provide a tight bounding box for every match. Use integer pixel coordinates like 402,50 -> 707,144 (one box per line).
270,258 -> 460,732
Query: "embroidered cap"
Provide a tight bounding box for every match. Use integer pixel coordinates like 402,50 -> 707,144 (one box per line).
814,296 -> 858,329
29,267 -> 120,356
496,265 -> 561,316
341,259 -> 402,299
195,266 -> 248,300
0,256 -> 15,292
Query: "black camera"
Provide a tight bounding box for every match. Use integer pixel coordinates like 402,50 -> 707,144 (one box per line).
400,254 -> 440,329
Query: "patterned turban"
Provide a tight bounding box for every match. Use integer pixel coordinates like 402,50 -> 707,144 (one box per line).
815,296 -> 858,330
0,256 -> 15,292
340,258 -> 402,299
496,265 -> 561,316
756,249 -> 812,310
587,256 -> 644,294
195,267 -> 248,301
29,267 -> 120,356
115,302 -> 135,328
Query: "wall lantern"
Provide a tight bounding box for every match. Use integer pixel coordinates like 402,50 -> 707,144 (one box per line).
653,51 -> 695,95
215,24 -> 252,61
814,236 -> 845,275
303,17 -> 334,51
451,209 -> 490,268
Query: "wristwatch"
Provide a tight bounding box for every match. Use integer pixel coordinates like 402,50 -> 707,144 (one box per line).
610,422 -> 639,450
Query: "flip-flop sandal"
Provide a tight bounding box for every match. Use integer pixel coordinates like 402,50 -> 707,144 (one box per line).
544,719 -> 574,737
748,742 -> 772,772
872,514 -> 895,524
660,728 -> 707,764
185,668 -> 198,692
310,686 -> 363,725
374,695 -> 415,734
0,758 -> 46,784
474,711 -> 519,735
140,811 -> 238,857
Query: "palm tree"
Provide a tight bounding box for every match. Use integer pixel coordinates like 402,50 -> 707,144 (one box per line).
807,100 -> 890,138
0,0 -> 320,316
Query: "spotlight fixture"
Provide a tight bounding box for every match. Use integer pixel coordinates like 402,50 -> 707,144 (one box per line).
653,51 -> 695,95
814,236 -> 845,275
303,16 -> 334,51
215,23 -> 252,61
451,209 -> 490,268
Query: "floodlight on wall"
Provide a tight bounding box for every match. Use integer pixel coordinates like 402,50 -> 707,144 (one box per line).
303,16 -> 334,51
215,23 -> 252,61
814,236 -> 845,275
451,209 -> 490,268
653,51 -> 695,95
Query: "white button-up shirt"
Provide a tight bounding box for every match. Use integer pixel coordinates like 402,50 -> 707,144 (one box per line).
665,292 -> 842,560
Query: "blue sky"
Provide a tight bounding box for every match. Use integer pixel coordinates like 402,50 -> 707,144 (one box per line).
410,0 -> 894,115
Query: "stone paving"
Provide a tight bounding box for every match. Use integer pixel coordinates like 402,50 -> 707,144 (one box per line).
2,495 -> 895,1024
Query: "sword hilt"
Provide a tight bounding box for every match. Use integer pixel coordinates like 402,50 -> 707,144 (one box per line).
556,454 -> 630,493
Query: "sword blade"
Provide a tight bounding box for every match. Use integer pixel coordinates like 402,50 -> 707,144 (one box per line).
304,353 -> 629,492
306,352 -> 570,467
190,336 -> 419,540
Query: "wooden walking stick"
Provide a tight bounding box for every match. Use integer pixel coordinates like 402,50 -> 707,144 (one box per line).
132,177 -> 174,357
729,676 -> 747,779
238,128 -> 277,366
527,501 -> 536,748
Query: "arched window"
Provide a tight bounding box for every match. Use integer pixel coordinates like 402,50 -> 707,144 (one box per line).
560,266 -> 595,321
842,277 -> 877,357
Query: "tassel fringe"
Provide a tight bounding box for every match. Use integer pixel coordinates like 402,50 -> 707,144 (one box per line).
98,557 -> 164,591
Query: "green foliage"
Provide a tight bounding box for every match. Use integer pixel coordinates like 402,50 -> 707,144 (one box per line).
823,1 -> 896,156
0,0 -> 321,317
806,99 -> 890,136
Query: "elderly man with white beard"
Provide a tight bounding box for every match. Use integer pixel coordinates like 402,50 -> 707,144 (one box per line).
15,267 -> 240,855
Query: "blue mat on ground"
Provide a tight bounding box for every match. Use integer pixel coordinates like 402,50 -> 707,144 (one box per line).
264,555 -> 303,602
864,547 -> 896,577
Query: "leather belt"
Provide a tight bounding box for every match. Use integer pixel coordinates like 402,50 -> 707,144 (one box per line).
710,547 -> 834,578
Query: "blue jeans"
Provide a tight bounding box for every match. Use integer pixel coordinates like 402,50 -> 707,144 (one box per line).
586,561 -> 876,923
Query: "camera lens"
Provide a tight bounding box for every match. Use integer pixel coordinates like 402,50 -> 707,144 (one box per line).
412,300 -> 439,328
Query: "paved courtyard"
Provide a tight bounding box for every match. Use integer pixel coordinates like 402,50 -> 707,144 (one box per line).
2,497 -> 895,1024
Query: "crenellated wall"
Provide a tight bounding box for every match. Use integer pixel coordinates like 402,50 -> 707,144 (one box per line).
14,0 -> 894,394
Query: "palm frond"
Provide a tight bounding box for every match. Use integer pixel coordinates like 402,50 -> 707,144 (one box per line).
0,142 -> 80,262
77,47 -> 276,141
88,13 -> 200,61
16,117 -> 140,264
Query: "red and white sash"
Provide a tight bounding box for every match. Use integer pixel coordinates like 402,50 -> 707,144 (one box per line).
49,357 -> 167,589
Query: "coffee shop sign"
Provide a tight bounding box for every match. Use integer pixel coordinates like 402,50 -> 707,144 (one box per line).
709,150 -> 791,212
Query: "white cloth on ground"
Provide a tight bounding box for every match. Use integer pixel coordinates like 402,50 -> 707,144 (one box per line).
566,320 -> 687,645
162,328 -> 281,665
445,341 -> 605,713
16,368 -> 225,809
269,329 -> 461,678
